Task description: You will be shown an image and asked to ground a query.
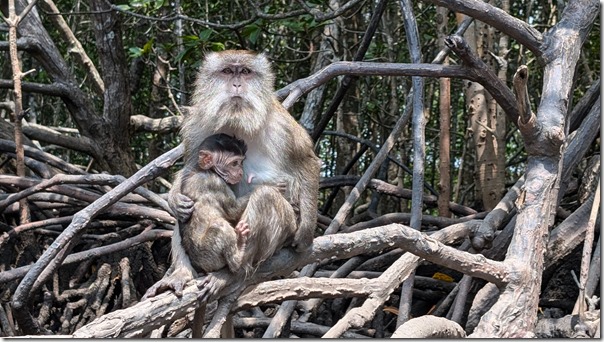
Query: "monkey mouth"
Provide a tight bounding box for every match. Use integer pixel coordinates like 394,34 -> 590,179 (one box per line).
229,97 -> 252,110
219,100 -> 255,119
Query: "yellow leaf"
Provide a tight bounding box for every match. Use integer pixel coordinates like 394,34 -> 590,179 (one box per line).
432,272 -> 454,282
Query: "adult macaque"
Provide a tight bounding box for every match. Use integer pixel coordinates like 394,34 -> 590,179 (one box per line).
144,50 -> 320,299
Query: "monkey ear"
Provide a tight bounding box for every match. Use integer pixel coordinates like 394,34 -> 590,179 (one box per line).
199,150 -> 214,170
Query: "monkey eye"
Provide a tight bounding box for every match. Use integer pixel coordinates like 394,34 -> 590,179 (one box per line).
240,67 -> 252,75
222,68 -> 234,74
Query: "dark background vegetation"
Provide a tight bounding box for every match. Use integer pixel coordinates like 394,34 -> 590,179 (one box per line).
0,0 -> 600,338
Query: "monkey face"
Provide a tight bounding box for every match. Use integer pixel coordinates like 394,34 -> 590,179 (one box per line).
203,50 -> 275,86
220,65 -> 255,98
223,155 -> 245,185
188,51 -> 278,136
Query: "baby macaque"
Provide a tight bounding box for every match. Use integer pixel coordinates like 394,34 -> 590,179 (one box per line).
179,133 -> 296,278
179,133 -> 250,275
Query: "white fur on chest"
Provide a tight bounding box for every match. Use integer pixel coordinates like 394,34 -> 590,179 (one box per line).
216,129 -> 286,196
217,128 -> 283,179
244,148 -> 282,181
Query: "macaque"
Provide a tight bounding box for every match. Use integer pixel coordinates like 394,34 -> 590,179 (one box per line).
179,133 -> 250,276
144,50 -> 320,302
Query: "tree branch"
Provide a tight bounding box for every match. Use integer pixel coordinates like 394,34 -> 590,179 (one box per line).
71,220 -> 503,337
422,0 -> 543,57
0,138 -> 87,174
445,34 -> 520,126
130,114 -> 183,134
22,123 -> 95,155
277,62 -> 473,104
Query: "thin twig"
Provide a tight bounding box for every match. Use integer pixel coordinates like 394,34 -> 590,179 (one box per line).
575,180 -> 600,318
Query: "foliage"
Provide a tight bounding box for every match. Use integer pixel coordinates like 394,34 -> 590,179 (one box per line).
0,0 -> 600,338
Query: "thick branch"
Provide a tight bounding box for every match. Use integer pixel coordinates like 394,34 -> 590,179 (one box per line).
0,79 -> 70,97
568,77 -> 600,132
526,0 -> 599,157
0,36 -> 40,53
22,123 -> 95,155
422,0 -> 543,56
235,277 -> 375,310
130,114 -> 183,134
471,177 -> 523,249
545,194 -> 595,268
278,62 -> 473,102
0,138 -> 86,174
72,221 -> 497,337
472,2 -> 598,333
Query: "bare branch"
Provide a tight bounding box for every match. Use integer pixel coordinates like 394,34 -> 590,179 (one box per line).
278,62 -> 473,105
72,220 -> 500,337
0,79 -> 72,97
8,0 -> 31,228
235,277 -> 376,310
575,180 -> 600,317
22,123 -> 95,155
130,114 -> 183,134
513,65 -> 540,142
445,34 -> 520,126
0,138 -> 87,174
422,0 -> 543,56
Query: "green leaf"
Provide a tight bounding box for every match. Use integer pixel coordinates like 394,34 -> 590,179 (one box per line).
129,0 -> 146,8
210,42 -> 225,51
142,38 -> 154,54
128,47 -> 144,58
199,29 -> 213,41
153,0 -> 165,10
181,35 -> 200,45
242,24 -> 261,44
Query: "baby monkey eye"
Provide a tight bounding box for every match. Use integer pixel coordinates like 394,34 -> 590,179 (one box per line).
222,68 -> 234,74
240,67 -> 252,75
